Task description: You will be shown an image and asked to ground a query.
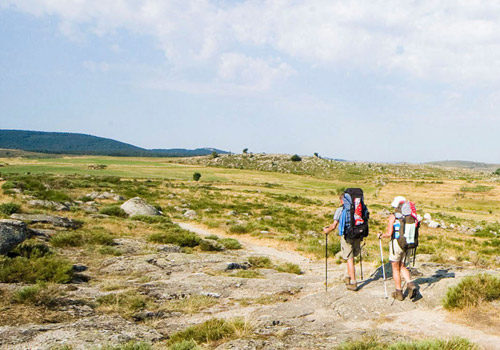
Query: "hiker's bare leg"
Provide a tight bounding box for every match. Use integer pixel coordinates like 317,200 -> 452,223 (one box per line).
391,261 -> 402,290
400,264 -> 411,284
347,257 -> 355,282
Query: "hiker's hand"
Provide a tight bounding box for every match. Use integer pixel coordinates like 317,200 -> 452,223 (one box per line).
377,233 -> 383,239
323,227 -> 330,235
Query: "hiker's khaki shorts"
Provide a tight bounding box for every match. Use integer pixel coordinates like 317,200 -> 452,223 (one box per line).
340,236 -> 361,260
389,239 -> 407,262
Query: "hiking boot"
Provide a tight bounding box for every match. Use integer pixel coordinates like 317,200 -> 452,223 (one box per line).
392,289 -> 404,301
346,282 -> 357,291
406,282 -> 417,299
343,277 -> 351,285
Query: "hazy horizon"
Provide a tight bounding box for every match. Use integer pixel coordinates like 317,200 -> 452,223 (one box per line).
1,1 -> 499,163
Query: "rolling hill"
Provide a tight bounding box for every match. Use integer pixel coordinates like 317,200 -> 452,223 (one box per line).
0,130 -> 228,157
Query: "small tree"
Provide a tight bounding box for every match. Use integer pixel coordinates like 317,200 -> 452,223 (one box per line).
313,152 -> 319,158
193,172 -> 201,181
243,148 -> 248,154
291,154 -> 302,162
211,151 -> 218,158
495,168 -> 500,175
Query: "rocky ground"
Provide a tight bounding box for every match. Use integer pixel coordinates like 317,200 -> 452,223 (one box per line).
1,219 -> 499,350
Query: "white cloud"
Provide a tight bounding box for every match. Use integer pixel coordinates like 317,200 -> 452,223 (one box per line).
4,0 -> 500,86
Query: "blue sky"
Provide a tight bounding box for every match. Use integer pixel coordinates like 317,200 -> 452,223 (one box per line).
1,1 -> 499,162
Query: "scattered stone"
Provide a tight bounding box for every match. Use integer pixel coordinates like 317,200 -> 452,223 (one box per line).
0,219 -> 29,255
10,213 -> 82,229
260,230 -> 270,235
157,244 -> 182,253
201,292 -> 221,298
132,311 -> 164,322
228,210 -> 237,216
183,210 -> 197,219
28,200 -> 69,211
427,220 -> 440,228
28,228 -> 57,240
226,262 -> 250,270
87,191 -> 124,201
423,213 -> 432,221
263,215 -> 273,221
120,197 -> 160,217
73,265 -> 88,272
81,204 -> 98,213
378,209 -> 391,217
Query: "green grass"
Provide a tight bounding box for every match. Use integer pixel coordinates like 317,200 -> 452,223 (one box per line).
0,202 -> 21,215
51,229 -> 114,247
0,255 -> 74,283
460,185 -> 493,193
443,273 -> 500,309
248,256 -> 272,268
12,282 -> 60,307
161,295 -> 218,314
219,238 -> 242,249
336,336 -> 477,350
232,270 -> 263,278
96,291 -> 149,318
100,342 -> 152,350
167,318 -> 250,345
275,262 -> 303,275
100,205 -> 128,217
147,225 -> 201,247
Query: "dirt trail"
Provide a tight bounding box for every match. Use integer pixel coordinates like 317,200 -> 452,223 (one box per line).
179,222 -> 500,350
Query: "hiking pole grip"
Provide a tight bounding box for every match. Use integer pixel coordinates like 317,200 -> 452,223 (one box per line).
379,237 -> 388,298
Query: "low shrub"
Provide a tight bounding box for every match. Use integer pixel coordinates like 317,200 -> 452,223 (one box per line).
168,340 -> 198,350
51,230 -> 114,247
101,341 -> 152,350
167,318 -> 248,345
275,262 -> 303,275
443,273 -> 500,309
336,336 -> 477,350
248,256 -> 272,268
199,239 -> 224,251
229,224 -> 249,234
219,238 -> 242,250
131,215 -> 169,224
161,295 -> 218,314
96,291 -> 149,318
232,270 -> 263,278
98,246 -> 122,256
12,240 -> 53,258
0,255 -> 74,283
0,202 -> 21,215
100,205 -> 128,218
12,283 -> 59,307
290,154 -> 302,162
193,172 -> 201,181
148,226 -> 201,248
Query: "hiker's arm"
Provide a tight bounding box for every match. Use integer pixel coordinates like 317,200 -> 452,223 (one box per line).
323,221 -> 338,234
379,215 -> 395,238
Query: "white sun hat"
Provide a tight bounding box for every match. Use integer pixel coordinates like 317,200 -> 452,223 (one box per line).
391,196 -> 406,208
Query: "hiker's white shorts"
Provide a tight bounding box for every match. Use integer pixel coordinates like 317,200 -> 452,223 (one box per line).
340,236 -> 361,260
389,239 -> 407,262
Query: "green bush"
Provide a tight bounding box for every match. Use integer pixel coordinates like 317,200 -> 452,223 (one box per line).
460,185 -> 493,193
275,262 -> 303,275
12,285 -> 41,304
248,256 -> 272,268
0,202 -> 21,215
168,340 -> 199,350
101,341 -> 152,350
193,172 -> 202,181
51,232 -> 84,247
229,224 -> 249,234
168,318 -> 245,345
219,238 -> 242,250
98,246 -> 122,256
12,240 -> 53,258
494,168 -> 500,175
290,154 -> 302,162
148,224 -> 201,247
0,255 -> 74,283
443,273 -> 500,309
131,215 -> 169,224
100,205 -> 128,218
336,336 -> 477,350
12,283 -> 59,307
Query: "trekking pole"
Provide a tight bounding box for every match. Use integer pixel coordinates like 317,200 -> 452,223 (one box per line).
359,243 -> 363,280
325,232 -> 328,292
378,236 -> 388,298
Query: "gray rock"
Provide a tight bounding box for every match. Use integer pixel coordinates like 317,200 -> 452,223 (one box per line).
199,238 -> 225,251
183,210 -> 197,219
226,262 -> 250,270
120,197 -> 160,217
423,213 -> 432,221
0,219 -> 29,254
427,220 -> 440,228
263,215 -> 273,221
10,213 -> 82,229
157,244 -> 182,253
201,292 -> 221,298
28,200 -> 69,211
28,228 -> 58,240
87,191 -> 124,201
81,204 -> 98,213
73,264 -> 88,272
